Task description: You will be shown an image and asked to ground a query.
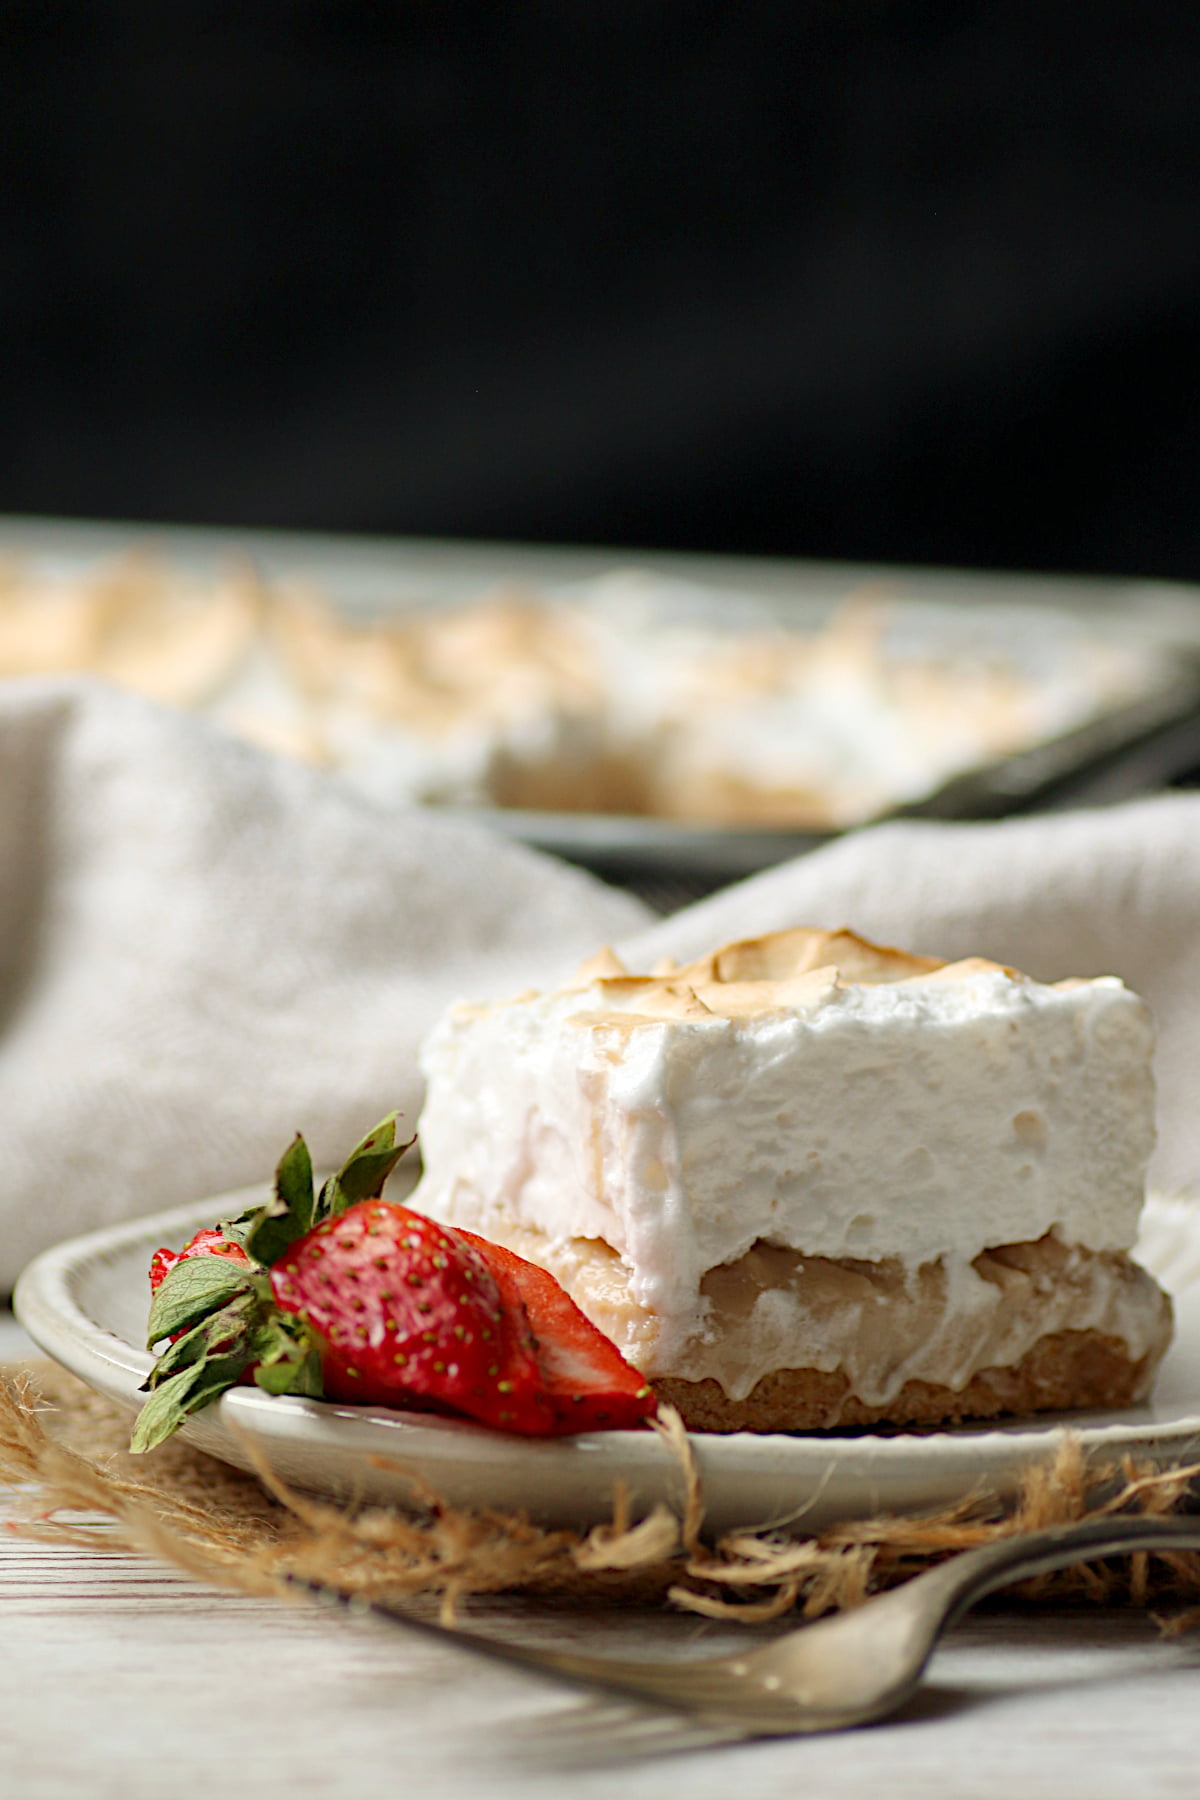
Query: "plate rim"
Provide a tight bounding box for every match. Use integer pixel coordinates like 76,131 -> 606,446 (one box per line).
14,1195 -> 1200,1533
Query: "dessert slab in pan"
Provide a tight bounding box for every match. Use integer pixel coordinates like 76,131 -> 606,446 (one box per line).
457,646 -> 1200,891
3,513 -> 1200,889
14,1182 -> 1200,1536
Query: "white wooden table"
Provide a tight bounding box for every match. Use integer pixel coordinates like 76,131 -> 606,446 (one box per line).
5,1312 -> 1200,1800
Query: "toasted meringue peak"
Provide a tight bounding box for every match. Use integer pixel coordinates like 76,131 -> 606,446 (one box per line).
572,946 -> 630,983
676,926 -> 946,988
918,955 -> 1027,984
579,980 -> 715,1025
558,927 -> 1029,1025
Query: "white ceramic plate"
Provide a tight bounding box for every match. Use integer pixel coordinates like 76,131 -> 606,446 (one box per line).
14,1187 -> 1200,1536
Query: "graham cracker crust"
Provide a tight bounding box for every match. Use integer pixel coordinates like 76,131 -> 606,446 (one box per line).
653,1325 -> 1171,1434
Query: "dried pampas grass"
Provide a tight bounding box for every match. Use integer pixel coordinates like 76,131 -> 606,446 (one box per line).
4,1360 -> 1200,1628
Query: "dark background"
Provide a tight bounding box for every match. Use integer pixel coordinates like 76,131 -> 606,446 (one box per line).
4,1 -> 1200,579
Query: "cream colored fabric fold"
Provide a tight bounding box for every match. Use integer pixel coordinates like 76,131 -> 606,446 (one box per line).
0,680 -> 650,1287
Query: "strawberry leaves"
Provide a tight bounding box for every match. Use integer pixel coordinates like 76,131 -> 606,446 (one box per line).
145,1253 -> 257,1344
237,1133 -> 317,1266
132,1290 -> 264,1453
246,1312 -> 324,1400
317,1113 -> 414,1219
235,1114 -> 414,1267
132,1112 -> 412,1453
134,1270 -> 327,1452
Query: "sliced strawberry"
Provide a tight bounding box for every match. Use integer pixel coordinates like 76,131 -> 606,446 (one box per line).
454,1229 -> 657,1431
133,1111 -> 654,1455
268,1201 -> 556,1435
150,1228 -> 253,1292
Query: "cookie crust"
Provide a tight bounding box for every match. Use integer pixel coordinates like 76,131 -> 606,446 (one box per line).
653,1320 -> 1172,1433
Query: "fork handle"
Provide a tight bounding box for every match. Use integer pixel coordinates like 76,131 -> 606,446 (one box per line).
922,1512 -> 1200,1629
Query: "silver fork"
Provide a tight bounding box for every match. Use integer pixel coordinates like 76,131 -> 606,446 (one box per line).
297,1512 -> 1200,1741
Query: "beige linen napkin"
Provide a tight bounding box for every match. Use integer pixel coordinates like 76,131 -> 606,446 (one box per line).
2,676 -> 1198,1291
0,680 -> 651,1288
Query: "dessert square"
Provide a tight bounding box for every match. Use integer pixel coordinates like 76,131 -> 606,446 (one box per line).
412,927 -> 1172,1430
